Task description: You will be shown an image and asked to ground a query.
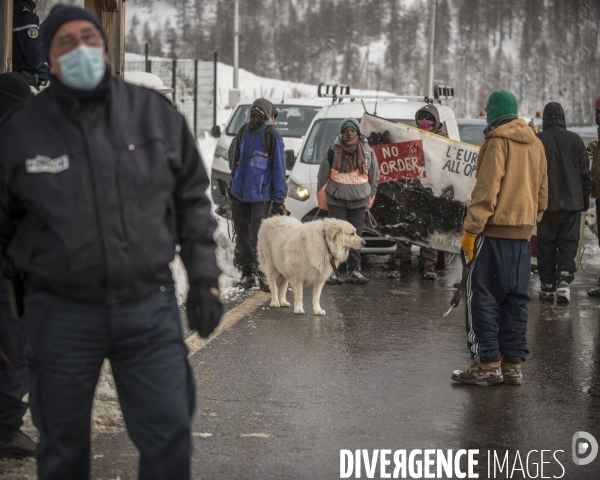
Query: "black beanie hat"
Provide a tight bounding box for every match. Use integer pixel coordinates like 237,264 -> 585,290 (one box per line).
40,5 -> 108,61
251,98 -> 273,119
0,72 -> 33,117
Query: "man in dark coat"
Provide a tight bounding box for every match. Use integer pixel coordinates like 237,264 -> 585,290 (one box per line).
0,72 -> 37,460
12,0 -> 49,90
536,102 -> 590,304
587,96 -> 600,297
0,6 -> 222,479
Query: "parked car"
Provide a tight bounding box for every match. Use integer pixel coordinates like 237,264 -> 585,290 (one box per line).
210,98 -> 326,216
456,118 -> 487,146
285,98 -> 460,254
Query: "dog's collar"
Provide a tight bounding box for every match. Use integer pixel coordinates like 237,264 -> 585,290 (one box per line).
323,231 -> 340,277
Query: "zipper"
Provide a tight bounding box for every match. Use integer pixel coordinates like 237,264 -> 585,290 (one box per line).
78,122 -> 110,285
114,150 -> 130,245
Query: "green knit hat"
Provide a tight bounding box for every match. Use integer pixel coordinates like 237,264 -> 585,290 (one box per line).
485,90 -> 518,126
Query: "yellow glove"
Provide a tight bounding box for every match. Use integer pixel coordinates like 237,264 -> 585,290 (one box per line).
461,232 -> 478,261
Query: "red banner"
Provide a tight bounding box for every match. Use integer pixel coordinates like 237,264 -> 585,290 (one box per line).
371,140 -> 426,183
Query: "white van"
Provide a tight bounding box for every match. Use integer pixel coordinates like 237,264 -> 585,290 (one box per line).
285,98 -> 460,253
209,98 -> 326,216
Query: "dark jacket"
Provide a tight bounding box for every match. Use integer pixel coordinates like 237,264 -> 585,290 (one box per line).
536,102 -> 590,212
591,141 -> 600,199
12,0 -> 49,80
230,121 -> 286,203
0,75 -> 219,305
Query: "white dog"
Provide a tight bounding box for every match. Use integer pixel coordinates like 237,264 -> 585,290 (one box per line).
257,217 -> 365,315
585,207 -> 598,238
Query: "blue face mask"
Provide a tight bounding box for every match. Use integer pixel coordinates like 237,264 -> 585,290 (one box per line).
58,45 -> 106,90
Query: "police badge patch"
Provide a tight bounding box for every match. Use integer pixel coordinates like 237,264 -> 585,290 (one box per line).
28,28 -> 38,39
26,155 -> 69,174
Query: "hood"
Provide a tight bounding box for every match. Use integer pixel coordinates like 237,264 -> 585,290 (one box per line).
485,118 -> 536,144
415,104 -> 441,129
542,102 -> 566,130
339,117 -> 361,135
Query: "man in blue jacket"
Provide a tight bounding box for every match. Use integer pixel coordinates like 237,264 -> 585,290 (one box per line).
230,98 -> 286,290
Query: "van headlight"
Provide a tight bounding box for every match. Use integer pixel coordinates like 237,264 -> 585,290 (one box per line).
214,145 -> 228,161
286,178 -> 310,201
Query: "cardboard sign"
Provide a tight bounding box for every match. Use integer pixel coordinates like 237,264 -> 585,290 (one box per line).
371,140 -> 426,183
361,114 -> 480,253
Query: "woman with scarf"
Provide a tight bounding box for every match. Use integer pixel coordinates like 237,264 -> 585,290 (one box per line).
317,118 -> 379,284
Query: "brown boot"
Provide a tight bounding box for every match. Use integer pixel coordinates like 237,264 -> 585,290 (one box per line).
501,356 -> 523,385
451,359 -> 503,385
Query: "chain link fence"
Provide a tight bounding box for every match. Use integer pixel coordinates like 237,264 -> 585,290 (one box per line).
124,49 -> 217,138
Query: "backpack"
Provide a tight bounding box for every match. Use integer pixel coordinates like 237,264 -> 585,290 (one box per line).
228,123 -> 276,171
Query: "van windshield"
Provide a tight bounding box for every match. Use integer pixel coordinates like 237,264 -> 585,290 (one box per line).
300,118 -> 417,165
226,105 -> 322,137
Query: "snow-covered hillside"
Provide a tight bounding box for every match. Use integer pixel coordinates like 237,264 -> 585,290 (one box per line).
37,0 -> 600,124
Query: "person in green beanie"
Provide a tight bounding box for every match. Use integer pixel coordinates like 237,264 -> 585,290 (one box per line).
453,90 -> 548,386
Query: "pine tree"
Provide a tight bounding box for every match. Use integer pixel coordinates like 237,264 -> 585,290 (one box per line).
126,14 -> 141,54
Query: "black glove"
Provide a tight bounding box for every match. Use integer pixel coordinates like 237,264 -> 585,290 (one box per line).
270,202 -> 290,216
186,281 -> 223,338
584,197 -> 590,211
0,319 -> 17,371
20,71 -> 40,91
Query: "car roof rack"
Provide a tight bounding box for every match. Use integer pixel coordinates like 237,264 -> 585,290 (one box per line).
317,83 -> 455,105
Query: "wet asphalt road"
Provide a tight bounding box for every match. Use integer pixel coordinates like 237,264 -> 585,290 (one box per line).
2,248 -> 600,479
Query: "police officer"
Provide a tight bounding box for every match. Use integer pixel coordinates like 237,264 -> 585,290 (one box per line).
0,6 -> 222,479
0,72 -> 36,460
13,0 -> 49,90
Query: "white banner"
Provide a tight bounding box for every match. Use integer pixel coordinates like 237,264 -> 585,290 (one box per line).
361,114 -> 480,253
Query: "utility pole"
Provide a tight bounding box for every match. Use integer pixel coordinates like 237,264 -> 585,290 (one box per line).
0,0 -> 12,74
229,0 -> 241,107
84,0 -> 125,78
422,0 -> 437,98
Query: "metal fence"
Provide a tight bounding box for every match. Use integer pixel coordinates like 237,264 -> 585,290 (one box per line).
124,52 -> 217,138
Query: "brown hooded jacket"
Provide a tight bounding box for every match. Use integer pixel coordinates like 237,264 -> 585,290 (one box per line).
464,118 -> 548,239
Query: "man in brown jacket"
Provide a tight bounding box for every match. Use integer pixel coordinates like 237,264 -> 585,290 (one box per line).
587,96 -> 600,296
452,90 -> 548,386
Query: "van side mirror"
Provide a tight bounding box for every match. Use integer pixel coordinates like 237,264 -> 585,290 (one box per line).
211,125 -> 221,138
284,149 -> 295,170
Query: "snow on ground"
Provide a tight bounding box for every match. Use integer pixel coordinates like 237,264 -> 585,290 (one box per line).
167,131 -> 244,305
